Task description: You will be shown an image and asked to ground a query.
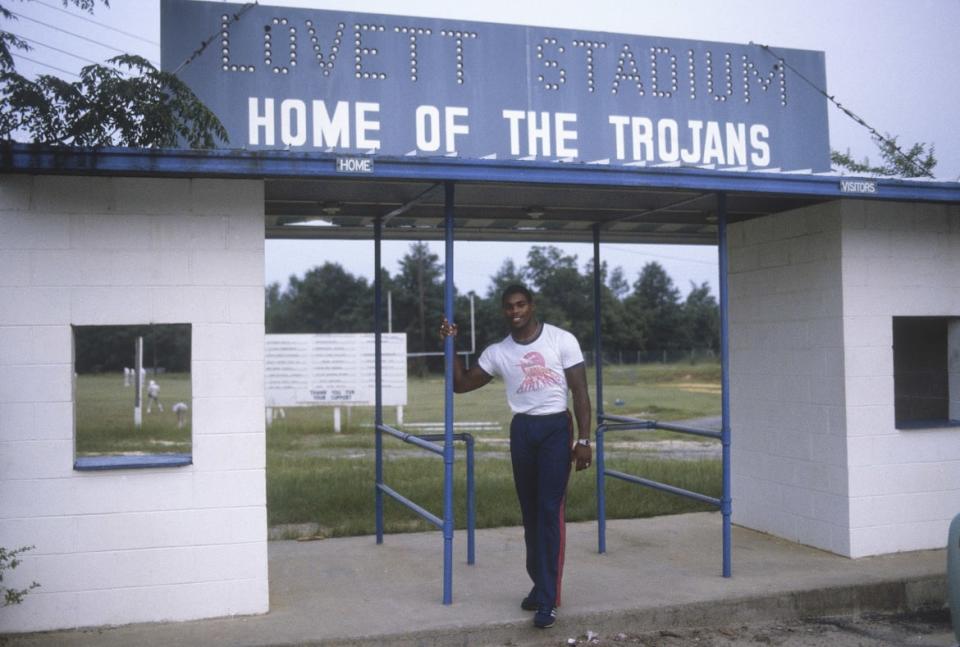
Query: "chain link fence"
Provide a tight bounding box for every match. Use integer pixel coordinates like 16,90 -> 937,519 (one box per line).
582,348 -> 718,367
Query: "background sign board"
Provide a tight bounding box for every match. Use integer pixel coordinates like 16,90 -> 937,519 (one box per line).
265,333 -> 407,407
161,0 -> 830,171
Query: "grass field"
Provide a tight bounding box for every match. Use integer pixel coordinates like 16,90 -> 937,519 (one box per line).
75,373 -> 192,456
267,362 -> 722,538
74,363 -> 722,538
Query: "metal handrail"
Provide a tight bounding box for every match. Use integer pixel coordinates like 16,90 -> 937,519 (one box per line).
377,483 -> 443,528
591,193 -> 732,579
376,424 -> 476,566
595,416 -> 722,555
599,413 -> 721,439
378,423 -> 444,455
603,469 -> 721,507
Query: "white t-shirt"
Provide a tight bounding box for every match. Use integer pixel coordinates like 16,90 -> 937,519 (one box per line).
478,323 -> 585,415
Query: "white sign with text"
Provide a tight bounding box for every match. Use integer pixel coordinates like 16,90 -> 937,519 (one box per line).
265,333 -> 407,407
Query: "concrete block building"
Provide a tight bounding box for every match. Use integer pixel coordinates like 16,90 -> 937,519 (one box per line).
5,0 -> 957,633
2,152 -> 958,633
0,174 -> 269,631
728,200 -> 960,558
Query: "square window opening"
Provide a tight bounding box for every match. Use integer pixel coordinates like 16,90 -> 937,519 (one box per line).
893,316 -> 960,430
73,324 -> 193,470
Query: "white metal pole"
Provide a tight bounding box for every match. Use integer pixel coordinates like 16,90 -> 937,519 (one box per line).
388,290 -> 393,334
134,337 -> 143,429
469,292 -> 476,353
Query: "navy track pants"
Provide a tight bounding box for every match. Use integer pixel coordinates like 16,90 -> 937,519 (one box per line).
510,411 -> 572,610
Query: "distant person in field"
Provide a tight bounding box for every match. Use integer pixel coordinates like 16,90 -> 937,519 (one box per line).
440,284 -> 592,630
172,402 -> 188,428
146,379 -> 164,413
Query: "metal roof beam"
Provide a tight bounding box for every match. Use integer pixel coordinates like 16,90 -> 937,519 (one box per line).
381,183 -> 443,225
599,193 -> 714,230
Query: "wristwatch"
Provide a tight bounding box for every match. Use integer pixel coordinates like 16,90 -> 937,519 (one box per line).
575,438 -> 591,448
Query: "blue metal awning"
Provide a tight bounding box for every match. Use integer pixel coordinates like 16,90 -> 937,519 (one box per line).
3,143 -> 959,244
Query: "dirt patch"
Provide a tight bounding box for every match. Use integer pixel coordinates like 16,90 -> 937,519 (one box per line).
546,608 -> 955,647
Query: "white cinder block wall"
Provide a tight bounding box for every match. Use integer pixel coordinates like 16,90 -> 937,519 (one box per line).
728,202 -> 851,556
0,175 -> 269,632
841,201 -> 960,557
730,199 -> 960,558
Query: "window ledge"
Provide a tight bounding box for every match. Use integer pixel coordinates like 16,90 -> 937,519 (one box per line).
896,419 -> 960,431
74,454 -> 193,471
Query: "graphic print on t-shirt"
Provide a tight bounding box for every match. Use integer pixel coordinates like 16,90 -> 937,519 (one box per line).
517,351 -> 564,393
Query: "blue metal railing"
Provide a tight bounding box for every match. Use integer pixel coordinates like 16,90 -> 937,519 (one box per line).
595,414 -> 728,575
374,181 -> 469,605
375,423 -> 476,567
590,193 -> 732,578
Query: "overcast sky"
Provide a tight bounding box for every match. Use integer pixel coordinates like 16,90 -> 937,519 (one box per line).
9,0 -> 960,296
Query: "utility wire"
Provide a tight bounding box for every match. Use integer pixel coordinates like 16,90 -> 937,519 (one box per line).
11,10 -> 130,57
12,51 -> 79,77
9,31 -> 99,64
30,0 -> 159,46
755,42 -> 934,179
172,2 -> 256,75
603,244 -> 717,265
7,2 -> 251,80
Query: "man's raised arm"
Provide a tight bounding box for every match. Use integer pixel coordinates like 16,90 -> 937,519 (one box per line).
440,317 -> 493,393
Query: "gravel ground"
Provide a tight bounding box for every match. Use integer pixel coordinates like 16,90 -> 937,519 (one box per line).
538,609 -> 956,647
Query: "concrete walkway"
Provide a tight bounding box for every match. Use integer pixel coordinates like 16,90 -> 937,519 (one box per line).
4,513 -> 949,646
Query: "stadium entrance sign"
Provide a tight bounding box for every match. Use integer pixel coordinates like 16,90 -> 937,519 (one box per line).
161,0 -> 830,171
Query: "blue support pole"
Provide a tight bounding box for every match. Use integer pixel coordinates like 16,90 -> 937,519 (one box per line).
592,224 -> 607,554
592,225 -> 604,418
717,193 -> 733,578
596,424 -> 607,554
442,181 -> 456,604
466,434 -> 476,565
374,217 -> 384,545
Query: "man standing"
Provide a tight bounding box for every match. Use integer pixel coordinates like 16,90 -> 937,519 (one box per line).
440,284 -> 592,629
146,379 -> 164,413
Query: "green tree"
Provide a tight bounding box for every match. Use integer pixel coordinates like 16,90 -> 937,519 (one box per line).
681,281 -> 719,352
594,259 -> 634,355
266,263 -> 373,334
0,0 -> 227,147
625,261 -> 682,352
485,258 -> 526,300
469,259 -> 526,354
393,242 -> 445,374
475,253 -> 635,360
831,134 -> 936,178
524,245 -> 593,343
265,282 -> 285,333
608,266 -> 630,300
73,324 -> 190,373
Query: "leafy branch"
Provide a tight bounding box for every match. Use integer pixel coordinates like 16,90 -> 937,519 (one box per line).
0,0 -> 228,148
1,545 -> 40,607
1,54 -> 228,147
832,133 -> 936,179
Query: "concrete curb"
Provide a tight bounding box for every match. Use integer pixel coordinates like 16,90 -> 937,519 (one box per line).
1,515 -> 948,646
310,575 -> 948,647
